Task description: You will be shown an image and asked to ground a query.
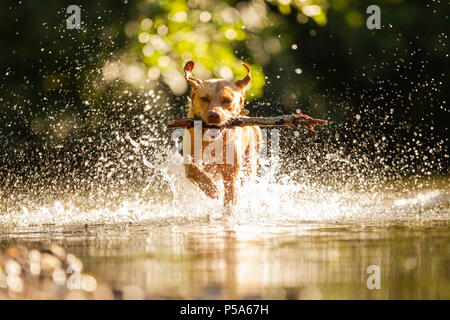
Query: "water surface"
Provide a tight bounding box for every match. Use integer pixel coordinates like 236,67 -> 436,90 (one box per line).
1,176 -> 448,299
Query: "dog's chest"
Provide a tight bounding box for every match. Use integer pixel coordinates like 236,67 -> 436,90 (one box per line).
183,127 -> 245,166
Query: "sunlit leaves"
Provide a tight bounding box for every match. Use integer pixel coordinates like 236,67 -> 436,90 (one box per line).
123,0 -> 327,99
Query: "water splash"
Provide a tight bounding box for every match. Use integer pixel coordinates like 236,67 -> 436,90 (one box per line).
1,139 -> 448,231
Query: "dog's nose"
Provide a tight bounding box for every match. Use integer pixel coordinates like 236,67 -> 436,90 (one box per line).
207,112 -> 221,124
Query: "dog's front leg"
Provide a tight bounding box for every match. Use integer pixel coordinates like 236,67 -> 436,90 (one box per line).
185,164 -> 219,199
222,165 -> 240,212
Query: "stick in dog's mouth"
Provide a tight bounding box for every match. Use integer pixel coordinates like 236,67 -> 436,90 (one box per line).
167,114 -> 328,131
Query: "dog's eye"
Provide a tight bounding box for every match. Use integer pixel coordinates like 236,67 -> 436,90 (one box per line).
200,96 -> 209,103
222,98 -> 231,104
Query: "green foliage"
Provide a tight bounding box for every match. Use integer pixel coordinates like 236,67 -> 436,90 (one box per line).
0,0 -> 447,172
128,0 -> 328,99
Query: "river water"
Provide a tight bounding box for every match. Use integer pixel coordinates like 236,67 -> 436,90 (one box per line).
0,169 -> 448,299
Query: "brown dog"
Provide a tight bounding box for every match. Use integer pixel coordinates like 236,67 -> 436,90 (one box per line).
182,61 -> 262,212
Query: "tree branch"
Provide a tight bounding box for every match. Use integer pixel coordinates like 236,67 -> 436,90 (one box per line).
167,114 -> 328,131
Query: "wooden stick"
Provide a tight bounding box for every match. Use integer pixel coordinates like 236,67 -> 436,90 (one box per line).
167,114 -> 328,131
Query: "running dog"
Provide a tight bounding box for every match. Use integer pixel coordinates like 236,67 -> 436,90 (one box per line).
183,61 -> 262,212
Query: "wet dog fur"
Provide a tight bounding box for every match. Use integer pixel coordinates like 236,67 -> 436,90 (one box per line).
182,61 -> 262,213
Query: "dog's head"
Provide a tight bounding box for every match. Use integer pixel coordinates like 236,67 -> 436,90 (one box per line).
184,61 -> 251,126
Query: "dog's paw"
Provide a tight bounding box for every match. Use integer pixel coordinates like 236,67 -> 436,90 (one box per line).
223,203 -> 236,216
203,183 -> 220,200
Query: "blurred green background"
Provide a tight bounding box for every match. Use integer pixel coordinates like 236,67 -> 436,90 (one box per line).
0,0 -> 448,178
0,1 -> 448,301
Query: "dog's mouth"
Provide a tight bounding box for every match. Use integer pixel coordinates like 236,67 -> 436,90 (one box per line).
203,118 -> 229,129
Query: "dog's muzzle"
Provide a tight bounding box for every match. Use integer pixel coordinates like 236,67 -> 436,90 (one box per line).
207,111 -> 221,125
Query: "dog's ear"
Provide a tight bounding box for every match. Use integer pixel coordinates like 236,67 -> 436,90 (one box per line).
237,93 -> 249,116
235,63 -> 251,91
184,61 -> 202,89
